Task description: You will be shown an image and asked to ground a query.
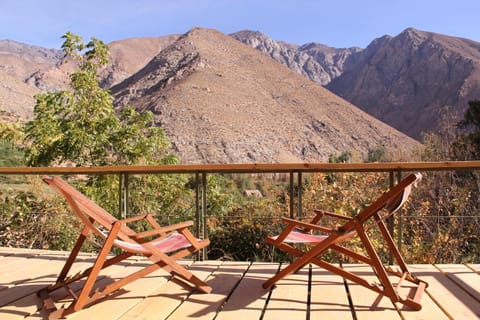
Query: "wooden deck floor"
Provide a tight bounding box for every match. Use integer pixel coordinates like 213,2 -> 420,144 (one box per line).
0,247 -> 479,320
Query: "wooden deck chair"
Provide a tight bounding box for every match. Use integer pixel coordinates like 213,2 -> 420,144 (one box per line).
263,172 -> 428,310
38,175 -> 211,319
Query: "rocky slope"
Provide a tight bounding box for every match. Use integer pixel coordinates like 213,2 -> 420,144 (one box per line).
3,28 -> 480,142
233,29 -> 480,140
231,30 -> 362,85
0,36 -> 178,118
100,35 -> 179,87
0,40 -> 64,119
327,28 -> 480,140
111,28 -> 419,163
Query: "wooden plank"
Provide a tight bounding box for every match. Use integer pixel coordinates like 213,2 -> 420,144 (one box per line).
166,261 -> 250,320
262,264 -> 309,320
0,255 -> 99,319
342,264 -> 401,320
411,264 -> 480,320
387,265 -> 449,320
0,247 -> 40,254
0,254 -> 39,273
0,252 -> 12,259
0,254 -> 99,307
0,258 -> 67,306
0,247 -> 90,260
215,263 -> 278,320
24,256 -> 150,319
434,264 -> 480,302
66,262 -> 172,320
0,253 -> 69,287
0,293 -> 41,319
309,265 -> 352,320
116,260 -> 221,320
1,248 -> 479,320
466,264 -> 480,274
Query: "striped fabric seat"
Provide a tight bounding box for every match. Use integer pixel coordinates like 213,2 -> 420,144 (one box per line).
113,232 -> 194,254
272,230 -> 327,243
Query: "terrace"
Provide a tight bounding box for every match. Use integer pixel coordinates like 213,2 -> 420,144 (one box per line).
1,162 -> 479,319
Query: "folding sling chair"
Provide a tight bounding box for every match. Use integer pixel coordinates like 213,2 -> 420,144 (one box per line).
38,175 -> 211,319
263,172 -> 428,310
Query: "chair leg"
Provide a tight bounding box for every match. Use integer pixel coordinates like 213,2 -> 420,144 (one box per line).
145,243 -> 212,293
376,215 -> 410,273
355,223 -> 398,300
56,223 -> 91,284
263,237 -> 336,289
72,221 -> 120,310
39,222 -> 120,318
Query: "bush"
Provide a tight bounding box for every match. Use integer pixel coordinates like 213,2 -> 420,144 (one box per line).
0,178 -> 84,250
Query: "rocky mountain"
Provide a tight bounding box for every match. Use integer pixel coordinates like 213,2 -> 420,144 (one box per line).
0,40 -> 63,119
111,28 -> 419,163
327,28 -> 480,140
233,28 -> 480,140
3,28 -> 480,142
4,27 -> 479,162
101,35 -> 179,87
230,30 -> 362,86
0,36 -> 178,118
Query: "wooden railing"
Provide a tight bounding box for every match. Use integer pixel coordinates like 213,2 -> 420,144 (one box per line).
2,160 -> 480,214
2,161 -> 480,260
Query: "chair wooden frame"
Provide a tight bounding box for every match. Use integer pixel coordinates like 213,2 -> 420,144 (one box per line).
263,172 -> 428,310
38,175 -> 211,319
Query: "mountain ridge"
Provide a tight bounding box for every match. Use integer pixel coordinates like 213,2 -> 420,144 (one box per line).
2,26 -> 478,162
232,28 -> 480,140
111,27 -> 419,163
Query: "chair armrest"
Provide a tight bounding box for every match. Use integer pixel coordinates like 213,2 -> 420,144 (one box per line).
134,220 -> 194,239
120,214 -> 163,235
154,220 -> 194,233
313,209 -> 353,221
120,214 -> 149,224
282,217 -> 338,234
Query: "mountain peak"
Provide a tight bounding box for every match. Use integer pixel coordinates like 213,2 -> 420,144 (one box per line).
231,30 -> 269,40
0,39 -> 61,64
111,28 -> 419,163
398,27 -> 429,46
327,27 -> 480,140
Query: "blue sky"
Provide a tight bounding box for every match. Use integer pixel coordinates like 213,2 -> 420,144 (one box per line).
1,0 -> 479,49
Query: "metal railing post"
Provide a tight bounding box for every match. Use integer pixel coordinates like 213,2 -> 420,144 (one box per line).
194,172 -> 208,261
388,171 -> 395,264
195,172 -> 200,238
289,172 -> 294,218
118,173 -> 123,219
298,171 -> 303,218
118,173 -> 129,219
396,170 -> 403,254
387,170 -> 403,264
124,174 -> 129,218
201,172 -> 207,261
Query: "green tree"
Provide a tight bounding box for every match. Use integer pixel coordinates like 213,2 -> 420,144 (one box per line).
23,32 -> 185,219
0,120 -> 24,167
328,151 -> 352,164
24,32 -> 175,167
367,145 -> 387,162
457,100 -> 480,159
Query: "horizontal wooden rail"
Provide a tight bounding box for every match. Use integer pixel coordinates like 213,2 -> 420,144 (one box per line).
1,161 -> 480,175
